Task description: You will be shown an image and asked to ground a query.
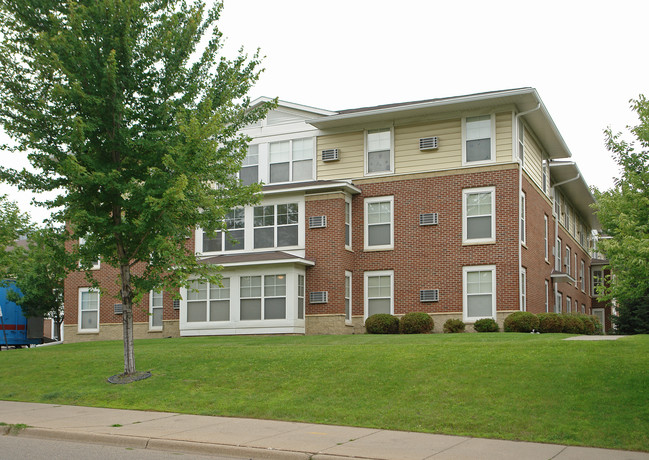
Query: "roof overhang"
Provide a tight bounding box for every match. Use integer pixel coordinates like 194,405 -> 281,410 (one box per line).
550,161 -> 600,230
306,88 -> 571,160
199,251 -> 315,268
262,180 -> 361,196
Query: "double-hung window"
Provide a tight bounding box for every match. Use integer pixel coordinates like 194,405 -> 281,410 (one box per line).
297,275 -> 305,320
555,238 -> 562,271
364,271 -> 393,318
186,279 -> 230,322
520,268 -> 527,311
150,290 -> 163,330
269,138 -> 314,183
366,128 -> 392,174
253,203 -> 299,248
580,260 -> 586,292
464,115 -> 493,164
240,275 -> 286,320
555,291 -> 563,314
520,192 -> 526,244
592,269 -> 603,296
345,199 -> 352,249
240,145 -> 259,186
364,196 -> 394,250
463,266 -> 496,322
79,288 -> 100,332
463,187 -> 495,244
202,208 -> 245,253
345,271 -> 352,324
544,215 -> 549,261
565,246 -> 571,274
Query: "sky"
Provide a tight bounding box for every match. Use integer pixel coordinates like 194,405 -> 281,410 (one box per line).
1,0 -> 647,225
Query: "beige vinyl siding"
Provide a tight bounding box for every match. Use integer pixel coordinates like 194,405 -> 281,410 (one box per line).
317,131 -> 364,180
394,119 -> 462,174
495,112 -> 513,163
523,127 -> 544,190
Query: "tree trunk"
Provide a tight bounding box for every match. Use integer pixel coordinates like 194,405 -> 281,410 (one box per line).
120,262 -> 136,375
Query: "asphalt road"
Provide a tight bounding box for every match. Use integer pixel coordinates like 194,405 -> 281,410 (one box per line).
0,435 -> 247,460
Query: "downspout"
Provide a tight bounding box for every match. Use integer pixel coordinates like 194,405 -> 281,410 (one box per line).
515,104 -> 540,312
549,166 -> 580,313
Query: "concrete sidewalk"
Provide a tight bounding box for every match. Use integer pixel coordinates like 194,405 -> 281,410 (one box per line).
0,401 -> 646,460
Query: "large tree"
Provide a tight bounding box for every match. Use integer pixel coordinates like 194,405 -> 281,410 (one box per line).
0,0 -> 271,378
594,95 -> 649,332
0,195 -> 32,280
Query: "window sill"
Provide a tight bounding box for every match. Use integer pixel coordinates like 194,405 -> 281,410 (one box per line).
462,240 -> 496,246
77,330 -> 99,334
364,246 -> 394,252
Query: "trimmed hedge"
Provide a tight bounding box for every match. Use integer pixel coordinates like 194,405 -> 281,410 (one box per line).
365,314 -> 400,334
504,311 -> 540,333
399,312 -> 434,334
443,318 -> 466,333
473,318 -> 499,332
562,315 -> 586,334
537,313 -> 565,333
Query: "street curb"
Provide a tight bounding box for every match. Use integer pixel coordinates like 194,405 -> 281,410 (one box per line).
12,427 -> 369,460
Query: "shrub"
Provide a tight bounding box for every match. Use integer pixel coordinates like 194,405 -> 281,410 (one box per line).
365,314 -> 400,334
575,314 -> 596,335
537,313 -> 565,333
399,312 -> 434,334
503,311 -> 539,333
590,315 -> 604,335
562,315 -> 586,334
443,318 -> 466,333
473,318 -> 499,332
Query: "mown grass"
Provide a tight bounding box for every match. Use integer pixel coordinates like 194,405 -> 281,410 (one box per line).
1,333 -> 647,451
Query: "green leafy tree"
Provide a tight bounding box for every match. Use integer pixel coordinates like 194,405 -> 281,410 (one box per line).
594,95 -> 649,333
0,195 -> 32,280
6,226 -> 68,340
0,1 -> 271,377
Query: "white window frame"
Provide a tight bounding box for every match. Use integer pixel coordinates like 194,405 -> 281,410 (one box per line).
345,197 -> 352,251
520,192 -> 526,245
580,260 -> 585,292
240,144 -> 259,186
520,268 -> 527,312
565,246 -> 571,274
462,187 -> 496,245
545,280 -> 550,313
566,296 -> 572,314
555,291 -> 563,314
364,270 -> 394,320
345,271 -> 352,325
555,238 -> 562,271
544,215 -> 549,261
463,265 -> 497,323
592,268 -> 603,296
364,127 -> 394,176
149,290 -> 163,331
462,114 -> 496,166
78,287 -> 100,333
268,137 -> 315,184
364,196 -> 394,251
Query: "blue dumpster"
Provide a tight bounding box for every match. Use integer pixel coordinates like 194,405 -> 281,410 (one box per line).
0,281 -> 43,348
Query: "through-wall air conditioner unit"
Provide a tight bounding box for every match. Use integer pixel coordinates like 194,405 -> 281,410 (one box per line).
420,290 -> 439,302
309,216 -> 327,229
322,149 -> 339,162
114,303 -> 123,315
419,137 -> 439,151
419,213 -> 439,226
310,291 -> 328,304
173,300 -> 180,310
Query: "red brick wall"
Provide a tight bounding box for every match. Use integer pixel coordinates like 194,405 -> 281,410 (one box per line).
305,167 -> 522,318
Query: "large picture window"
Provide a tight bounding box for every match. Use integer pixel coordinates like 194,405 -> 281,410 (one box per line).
269,138 -> 314,183
254,203 -> 299,248
240,275 -> 286,321
79,288 -> 99,332
463,187 -> 495,244
186,279 -> 230,322
364,196 -> 394,250
463,266 -> 496,322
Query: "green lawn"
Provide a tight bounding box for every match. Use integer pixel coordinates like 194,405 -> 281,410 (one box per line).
1,333 -> 648,451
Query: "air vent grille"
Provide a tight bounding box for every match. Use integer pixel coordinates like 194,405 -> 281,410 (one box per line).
420,290 -> 439,302
173,300 -> 180,310
419,213 -> 439,226
114,303 -> 123,315
309,291 -> 328,304
322,149 -> 339,162
309,216 -> 327,228
419,137 -> 439,150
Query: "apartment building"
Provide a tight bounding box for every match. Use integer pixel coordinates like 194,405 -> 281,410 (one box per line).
63,88 -> 602,341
